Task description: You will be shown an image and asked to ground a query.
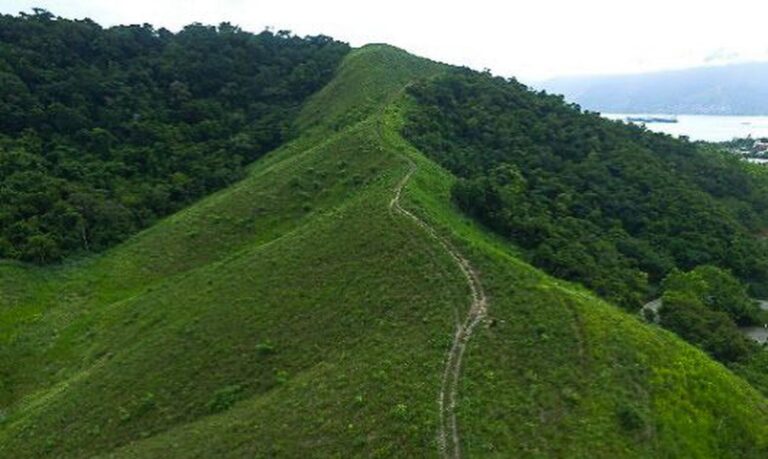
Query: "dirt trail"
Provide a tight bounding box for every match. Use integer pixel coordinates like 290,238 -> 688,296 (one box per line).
389,157 -> 488,459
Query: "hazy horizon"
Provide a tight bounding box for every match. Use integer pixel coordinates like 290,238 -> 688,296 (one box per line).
2,0 -> 768,81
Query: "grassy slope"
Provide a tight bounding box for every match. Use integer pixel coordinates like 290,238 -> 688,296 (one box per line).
1,45 -> 767,458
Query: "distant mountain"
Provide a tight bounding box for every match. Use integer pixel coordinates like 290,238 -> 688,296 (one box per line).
542,62 -> 768,115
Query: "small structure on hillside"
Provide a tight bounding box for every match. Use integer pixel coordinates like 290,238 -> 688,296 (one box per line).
753,138 -> 768,153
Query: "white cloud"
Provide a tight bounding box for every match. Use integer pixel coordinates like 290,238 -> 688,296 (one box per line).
2,0 -> 768,81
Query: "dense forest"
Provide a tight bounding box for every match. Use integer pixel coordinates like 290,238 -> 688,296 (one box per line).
0,10 -> 349,263
403,68 -> 768,309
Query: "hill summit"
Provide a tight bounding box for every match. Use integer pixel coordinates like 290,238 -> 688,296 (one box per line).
2,13 -> 768,458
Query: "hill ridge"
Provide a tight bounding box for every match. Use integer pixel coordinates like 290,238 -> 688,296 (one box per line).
387,132 -> 488,459
2,44 -> 768,457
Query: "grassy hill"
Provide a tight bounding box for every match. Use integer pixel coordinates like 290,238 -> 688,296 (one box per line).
2,44 -> 768,458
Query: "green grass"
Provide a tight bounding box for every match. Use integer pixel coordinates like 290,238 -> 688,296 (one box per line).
381,98 -> 768,457
1,44 -> 768,457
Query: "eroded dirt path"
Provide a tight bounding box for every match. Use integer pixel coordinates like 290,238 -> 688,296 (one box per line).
389,157 -> 488,459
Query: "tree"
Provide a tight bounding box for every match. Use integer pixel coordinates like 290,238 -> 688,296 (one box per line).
658,266 -> 761,363
0,12 -> 350,264
23,234 -> 60,264
404,68 -> 768,309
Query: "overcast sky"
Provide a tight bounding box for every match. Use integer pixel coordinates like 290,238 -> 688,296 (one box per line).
3,0 -> 768,81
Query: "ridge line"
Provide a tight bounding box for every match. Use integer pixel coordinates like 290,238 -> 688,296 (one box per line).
388,151 -> 488,459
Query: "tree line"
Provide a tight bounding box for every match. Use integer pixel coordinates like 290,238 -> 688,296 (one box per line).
403,68 -> 768,310
0,10 -> 349,263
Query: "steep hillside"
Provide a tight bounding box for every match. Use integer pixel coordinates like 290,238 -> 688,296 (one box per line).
0,11 -> 350,263
542,61 -> 768,115
2,44 -> 768,458
403,68 -> 768,309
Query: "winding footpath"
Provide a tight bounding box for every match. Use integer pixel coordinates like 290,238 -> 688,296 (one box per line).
389,156 -> 488,459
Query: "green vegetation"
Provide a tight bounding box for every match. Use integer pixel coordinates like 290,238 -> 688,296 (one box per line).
654,266 -> 768,396
403,68 -> 768,309
0,10 -> 349,262
658,266 -> 761,363
662,265 -> 762,327
2,16 -> 768,457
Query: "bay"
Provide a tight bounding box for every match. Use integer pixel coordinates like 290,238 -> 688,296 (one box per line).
603,113 -> 768,142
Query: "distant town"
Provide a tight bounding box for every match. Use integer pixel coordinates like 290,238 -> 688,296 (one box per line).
752,138 -> 768,154
729,137 -> 768,163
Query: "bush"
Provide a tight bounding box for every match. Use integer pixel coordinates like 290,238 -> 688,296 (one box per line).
207,384 -> 244,413
255,340 -> 276,355
658,268 -> 761,363
616,403 -> 644,431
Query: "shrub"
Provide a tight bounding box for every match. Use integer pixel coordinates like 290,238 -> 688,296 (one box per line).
207,384 -> 244,413
616,403 -> 644,431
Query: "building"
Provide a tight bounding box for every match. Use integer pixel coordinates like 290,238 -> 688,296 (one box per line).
753,139 -> 768,153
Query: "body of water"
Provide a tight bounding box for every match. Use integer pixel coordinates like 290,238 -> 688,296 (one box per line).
603,114 -> 768,142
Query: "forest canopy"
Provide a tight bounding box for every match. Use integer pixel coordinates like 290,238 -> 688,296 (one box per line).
658,265 -> 761,363
403,68 -> 768,308
0,10 -> 349,263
